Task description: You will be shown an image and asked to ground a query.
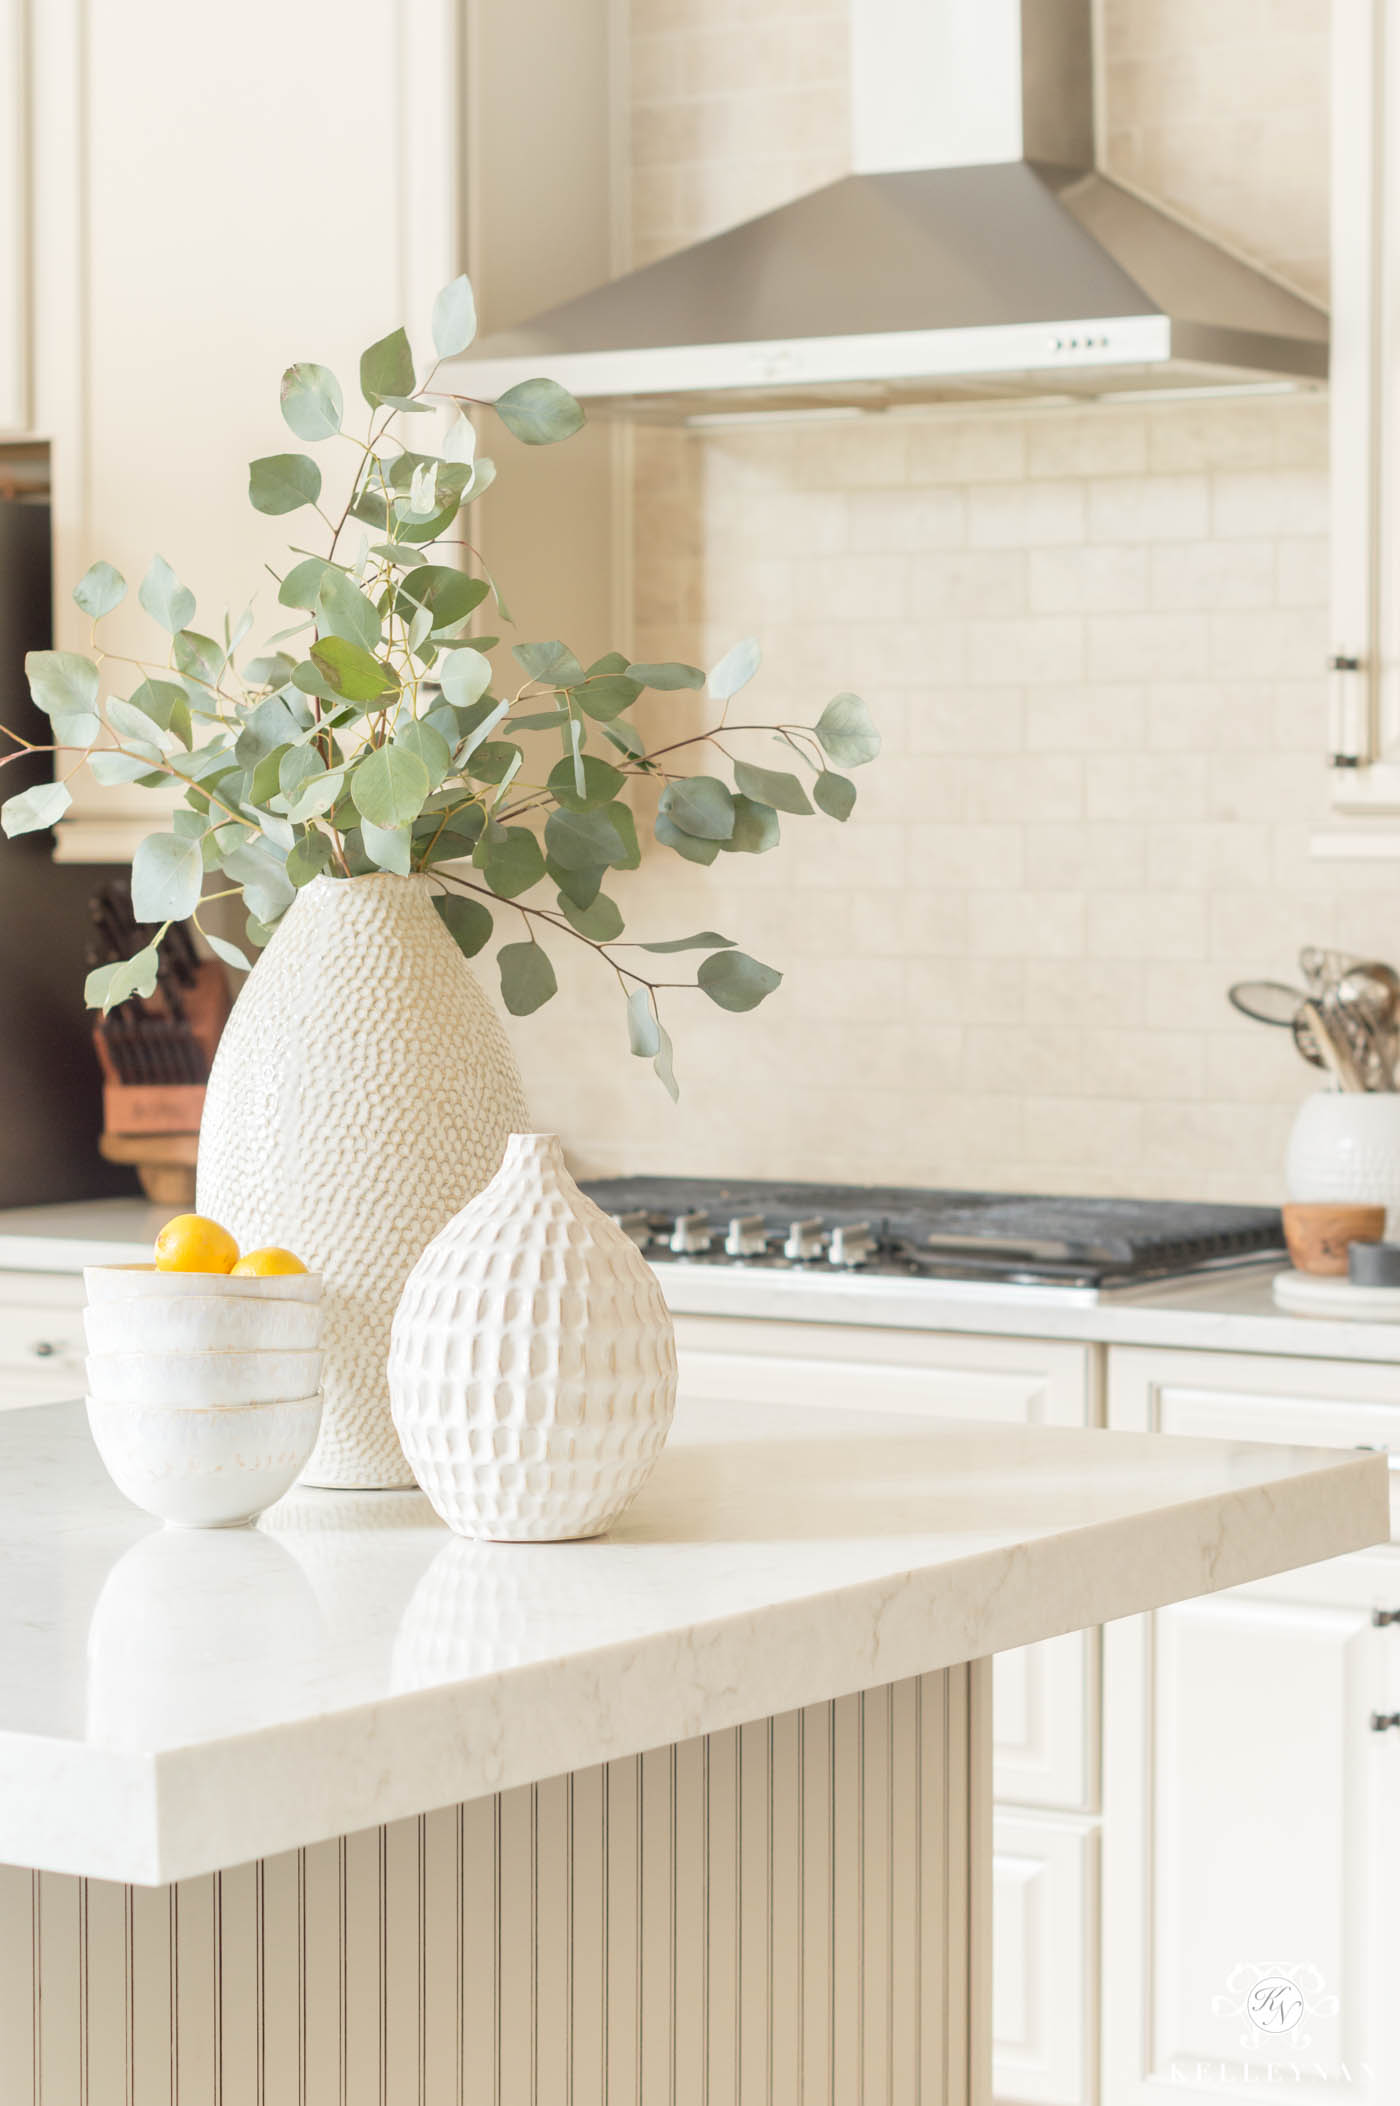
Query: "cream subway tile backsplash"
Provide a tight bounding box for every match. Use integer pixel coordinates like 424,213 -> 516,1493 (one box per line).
506,0 -> 1351,1197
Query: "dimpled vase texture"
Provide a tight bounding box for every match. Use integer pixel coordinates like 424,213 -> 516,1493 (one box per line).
388,1133 -> 678,1540
197,875 -> 529,1490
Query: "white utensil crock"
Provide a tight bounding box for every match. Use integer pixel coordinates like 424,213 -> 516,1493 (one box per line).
1285,1089 -> 1400,1220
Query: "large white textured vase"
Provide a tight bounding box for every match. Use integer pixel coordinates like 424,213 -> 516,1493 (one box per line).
197,874 -> 528,1489
388,1132 -> 678,1540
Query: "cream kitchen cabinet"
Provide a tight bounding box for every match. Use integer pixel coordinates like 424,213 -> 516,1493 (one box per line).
4,0 -> 624,863
673,1312 -> 1103,2106
1103,1346 -> 1400,2106
0,1273 -> 85,1409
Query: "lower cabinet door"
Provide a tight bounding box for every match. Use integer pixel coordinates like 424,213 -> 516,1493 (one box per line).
993,1811 -> 1098,2106
1101,1546 -> 1400,2106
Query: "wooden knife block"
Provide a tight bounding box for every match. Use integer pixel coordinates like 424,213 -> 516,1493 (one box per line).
95,962 -> 232,1204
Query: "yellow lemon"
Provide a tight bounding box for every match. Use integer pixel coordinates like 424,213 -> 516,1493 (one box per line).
231,1246 -> 309,1278
154,1214 -> 240,1275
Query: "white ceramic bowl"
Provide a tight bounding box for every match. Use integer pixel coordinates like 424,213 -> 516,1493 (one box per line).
84,1295 -> 322,1356
84,1263 -> 323,1305
86,1393 -> 324,1529
86,1348 -> 323,1408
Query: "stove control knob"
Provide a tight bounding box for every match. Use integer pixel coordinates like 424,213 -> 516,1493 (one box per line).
725,1213 -> 769,1258
612,1210 -> 653,1249
670,1210 -> 713,1255
784,1216 -> 827,1262
829,1223 -> 874,1267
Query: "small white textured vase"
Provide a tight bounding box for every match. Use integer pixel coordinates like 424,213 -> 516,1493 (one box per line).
197,874 -> 528,1490
388,1133 -> 678,1540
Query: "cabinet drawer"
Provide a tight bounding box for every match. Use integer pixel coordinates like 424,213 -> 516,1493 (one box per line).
675,1315 -> 1097,1426
0,1275 -> 86,1409
1108,1345 -> 1400,1537
993,1811 -> 1098,2106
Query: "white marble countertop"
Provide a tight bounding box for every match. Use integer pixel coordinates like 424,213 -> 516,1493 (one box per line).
0,1394 -> 1385,1887
5,1198 -> 1400,1361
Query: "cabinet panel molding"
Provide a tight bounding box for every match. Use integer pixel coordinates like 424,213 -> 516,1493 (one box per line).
992,1812 -> 1098,2106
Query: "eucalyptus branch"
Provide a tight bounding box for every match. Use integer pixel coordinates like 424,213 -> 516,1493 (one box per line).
3,270 -> 877,1079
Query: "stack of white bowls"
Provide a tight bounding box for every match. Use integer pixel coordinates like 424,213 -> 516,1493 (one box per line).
83,1264 -> 325,1528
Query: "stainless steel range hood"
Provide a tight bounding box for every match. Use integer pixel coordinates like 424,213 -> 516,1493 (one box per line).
450,0 -> 1326,419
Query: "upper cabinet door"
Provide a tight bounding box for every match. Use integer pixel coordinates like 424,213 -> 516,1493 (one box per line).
1329,0 -> 1400,810
23,0 -> 459,860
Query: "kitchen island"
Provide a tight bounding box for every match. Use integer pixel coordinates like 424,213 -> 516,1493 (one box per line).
0,1391 -> 1386,2104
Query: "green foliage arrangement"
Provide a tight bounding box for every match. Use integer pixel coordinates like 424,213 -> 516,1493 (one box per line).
0,274 -> 879,1094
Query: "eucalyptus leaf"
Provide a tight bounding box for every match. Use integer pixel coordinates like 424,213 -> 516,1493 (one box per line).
654,813 -> 720,866
360,819 -> 412,875
588,652 -> 630,678
465,739 -> 521,786
602,801 -> 640,869
653,1020 -> 679,1102
440,413 -> 477,466
249,453 -> 322,516
432,274 -> 478,357
723,794 -> 780,854
315,570 -> 382,650
350,744 -> 431,829
657,775 -> 734,842
278,745 -> 323,801
813,770 -> 856,820
360,326 -> 415,408
498,940 -> 557,1014
73,561 -> 126,620
394,718 -> 452,789
309,636 -> 400,704
139,555 -> 196,635
733,760 -> 812,815
51,708 -> 102,748
635,932 -> 736,953
396,565 -> 487,636
559,889 -> 624,941
475,826 -> 545,900
572,673 -> 640,723
708,637 -> 760,703
494,377 -> 584,446
815,692 -> 880,767
172,630 -> 224,686
440,648 -> 493,709
696,949 -> 782,1013
286,832 -> 333,887
434,892 -> 493,957
85,944 -> 161,1015
131,832 -> 203,921
89,748 -> 159,786
545,807 -> 627,873
547,753 -> 623,813
25,650 -> 98,718
548,857 -> 603,911
107,697 -> 179,754
277,556 -> 335,610
128,678 -> 193,747
513,639 -> 584,688
626,661 -> 705,692
626,987 -> 660,1058
285,769 -> 345,824
1,781 -> 71,838
602,719 -> 647,760
205,934 -> 251,973
280,362 -> 343,441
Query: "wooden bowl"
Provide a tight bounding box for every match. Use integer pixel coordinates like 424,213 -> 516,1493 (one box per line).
1281,1202 -> 1386,1276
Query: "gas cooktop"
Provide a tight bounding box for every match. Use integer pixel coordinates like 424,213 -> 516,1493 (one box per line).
579,1178 -> 1285,1290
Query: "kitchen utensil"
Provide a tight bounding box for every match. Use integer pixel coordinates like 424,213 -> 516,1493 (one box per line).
1299,946 -> 1353,998
1228,979 -> 1309,1025
1297,998 -> 1364,1090
1280,1202 -> 1384,1276
1338,963 -> 1400,1088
